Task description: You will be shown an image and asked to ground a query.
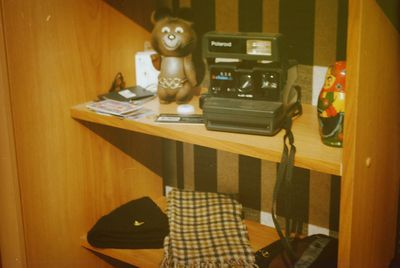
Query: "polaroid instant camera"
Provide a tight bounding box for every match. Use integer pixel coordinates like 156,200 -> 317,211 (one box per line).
201,32 -> 301,135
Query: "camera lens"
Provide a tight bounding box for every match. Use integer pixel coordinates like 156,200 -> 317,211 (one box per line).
260,71 -> 280,101
261,72 -> 279,89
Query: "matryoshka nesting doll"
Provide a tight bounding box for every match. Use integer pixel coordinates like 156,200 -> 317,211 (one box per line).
317,61 -> 346,147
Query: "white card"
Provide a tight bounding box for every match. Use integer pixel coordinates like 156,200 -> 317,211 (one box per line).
118,89 -> 137,99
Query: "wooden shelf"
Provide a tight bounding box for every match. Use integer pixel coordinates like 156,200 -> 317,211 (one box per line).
71,96 -> 342,175
81,197 -> 279,267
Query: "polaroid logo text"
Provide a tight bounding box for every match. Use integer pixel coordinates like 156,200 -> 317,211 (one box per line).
211,41 -> 232,47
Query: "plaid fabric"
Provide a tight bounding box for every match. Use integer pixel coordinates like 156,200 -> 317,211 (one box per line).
161,188 -> 256,267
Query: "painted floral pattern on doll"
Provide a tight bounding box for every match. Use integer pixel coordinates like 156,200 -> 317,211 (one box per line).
317,61 -> 346,147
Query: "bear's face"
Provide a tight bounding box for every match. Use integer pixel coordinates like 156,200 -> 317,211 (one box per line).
151,17 -> 196,57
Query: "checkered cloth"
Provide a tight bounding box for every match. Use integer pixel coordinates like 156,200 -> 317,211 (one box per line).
161,188 -> 256,267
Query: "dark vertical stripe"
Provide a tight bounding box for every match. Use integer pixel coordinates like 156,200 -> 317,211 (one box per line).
336,0 -> 348,61
276,163 -> 285,217
190,0 -> 215,85
276,166 -> 310,232
194,145 -> 217,192
279,0 -> 315,65
239,155 -> 261,210
292,167 -> 310,225
162,140 -> 177,188
238,0 -> 263,32
172,0 -> 180,12
329,175 -> 341,231
176,142 -> 184,188
191,0 -> 216,33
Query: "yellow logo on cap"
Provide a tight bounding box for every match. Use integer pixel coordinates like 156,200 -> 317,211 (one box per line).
133,220 -> 144,226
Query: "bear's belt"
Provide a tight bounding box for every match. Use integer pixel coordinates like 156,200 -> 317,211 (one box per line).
158,77 -> 187,90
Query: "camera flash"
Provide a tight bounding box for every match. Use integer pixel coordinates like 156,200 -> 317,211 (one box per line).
246,40 -> 272,56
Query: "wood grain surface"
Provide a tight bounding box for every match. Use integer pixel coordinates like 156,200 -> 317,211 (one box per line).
0,2 -> 27,267
71,97 -> 343,176
2,0 -> 399,267
340,0 -> 400,267
1,0 -> 160,267
80,197 -> 279,267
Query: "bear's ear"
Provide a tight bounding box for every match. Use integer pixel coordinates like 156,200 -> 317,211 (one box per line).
151,7 -> 172,25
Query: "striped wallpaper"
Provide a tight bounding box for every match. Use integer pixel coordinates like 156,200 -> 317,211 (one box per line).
159,0 -> 347,236
104,0 -> 348,236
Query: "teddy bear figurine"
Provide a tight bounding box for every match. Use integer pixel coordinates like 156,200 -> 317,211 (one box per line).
151,9 -> 197,104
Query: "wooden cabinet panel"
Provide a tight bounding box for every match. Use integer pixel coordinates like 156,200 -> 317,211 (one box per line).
2,0 -> 399,267
2,0 -> 162,267
0,1 -> 27,267
340,0 -> 400,267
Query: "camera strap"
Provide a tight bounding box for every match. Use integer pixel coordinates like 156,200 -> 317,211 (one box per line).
271,117 -> 297,261
271,96 -> 303,263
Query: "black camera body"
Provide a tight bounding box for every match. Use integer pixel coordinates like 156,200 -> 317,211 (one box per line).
201,32 -> 301,136
208,61 -> 295,102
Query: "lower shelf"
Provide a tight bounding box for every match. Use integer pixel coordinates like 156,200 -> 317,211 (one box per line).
81,197 -> 279,267
82,220 -> 278,267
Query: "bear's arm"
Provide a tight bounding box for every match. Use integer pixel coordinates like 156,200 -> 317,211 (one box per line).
183,55 -> 197,86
